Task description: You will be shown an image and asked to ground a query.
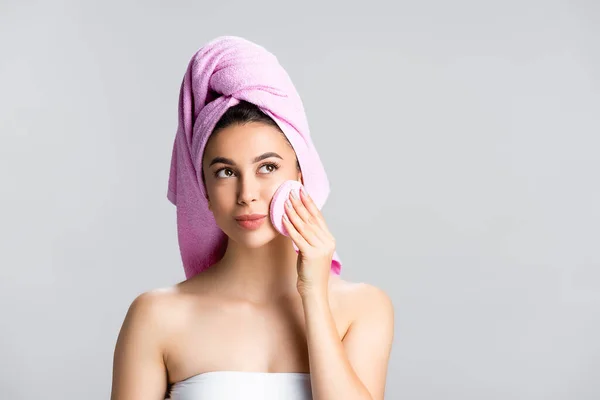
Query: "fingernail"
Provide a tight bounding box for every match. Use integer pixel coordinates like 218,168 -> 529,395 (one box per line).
291,189 -> 299,199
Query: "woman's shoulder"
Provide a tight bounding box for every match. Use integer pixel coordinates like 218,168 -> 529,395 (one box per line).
127,286 -> 184,313
122,284 -> 199,335
331,275 -> 390,300
330,277 -> 393,320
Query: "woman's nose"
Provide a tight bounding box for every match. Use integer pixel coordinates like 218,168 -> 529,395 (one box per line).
237,178 -> 260,205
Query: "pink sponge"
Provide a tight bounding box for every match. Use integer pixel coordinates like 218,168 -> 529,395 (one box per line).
270,180 -> 304,237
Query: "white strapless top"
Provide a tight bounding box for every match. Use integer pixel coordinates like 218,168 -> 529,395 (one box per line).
167,371 -> 312,400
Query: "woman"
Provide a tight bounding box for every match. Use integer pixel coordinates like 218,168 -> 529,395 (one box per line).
110,37 -> 394,400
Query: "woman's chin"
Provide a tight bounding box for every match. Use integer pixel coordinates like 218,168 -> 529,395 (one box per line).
227,226 -> 280,248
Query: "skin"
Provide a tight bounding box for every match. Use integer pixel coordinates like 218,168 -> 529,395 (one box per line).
110,122 -> 394,400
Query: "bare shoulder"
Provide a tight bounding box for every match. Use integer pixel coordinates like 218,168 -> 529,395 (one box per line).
125,283 -> 197,330
334,279 -> 395,399
331,276 -> 394,320
111,287 -> 188,399
117,287 -> 183,354
116,282 -> 199,359
127,286 -> 180,319
128,287 -> 178,311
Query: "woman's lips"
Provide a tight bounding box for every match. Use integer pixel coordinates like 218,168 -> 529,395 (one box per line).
235,216 -> 267,230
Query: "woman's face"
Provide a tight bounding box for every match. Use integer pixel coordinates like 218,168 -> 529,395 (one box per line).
202,122 -> 302,247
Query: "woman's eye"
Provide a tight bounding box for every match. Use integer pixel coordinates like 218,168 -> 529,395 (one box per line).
259,163 -> 279,174
214,168 -> 233,178
214,163 -> 279,179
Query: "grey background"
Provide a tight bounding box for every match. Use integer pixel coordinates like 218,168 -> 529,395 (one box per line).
1,0 -> 599,399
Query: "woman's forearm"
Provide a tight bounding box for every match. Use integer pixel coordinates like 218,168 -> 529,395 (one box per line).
301,289 -> 373,400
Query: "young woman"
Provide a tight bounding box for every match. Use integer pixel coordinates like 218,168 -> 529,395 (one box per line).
110,38 -> 394,400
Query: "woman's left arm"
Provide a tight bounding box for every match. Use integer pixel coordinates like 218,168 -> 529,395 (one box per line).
282,187 -> 395,400
301,284 -> 394,400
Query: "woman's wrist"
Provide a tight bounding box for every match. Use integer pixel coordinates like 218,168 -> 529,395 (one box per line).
299,285 -> 329,304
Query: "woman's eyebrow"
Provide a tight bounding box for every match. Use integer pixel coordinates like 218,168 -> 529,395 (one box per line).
209,152 -> 283,167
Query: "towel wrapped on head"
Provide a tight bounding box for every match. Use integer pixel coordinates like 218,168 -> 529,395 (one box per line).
167,36 -> 342,279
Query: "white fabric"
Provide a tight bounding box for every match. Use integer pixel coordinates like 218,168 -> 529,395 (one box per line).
167,371 -> 312,400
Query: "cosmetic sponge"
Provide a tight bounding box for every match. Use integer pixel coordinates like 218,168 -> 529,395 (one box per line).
270,180 -> 304,237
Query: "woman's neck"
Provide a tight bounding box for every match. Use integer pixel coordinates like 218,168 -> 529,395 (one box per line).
207,236 -> 301,304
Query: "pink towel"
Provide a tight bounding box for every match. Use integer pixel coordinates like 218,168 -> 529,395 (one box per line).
167,36 -> 342,279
